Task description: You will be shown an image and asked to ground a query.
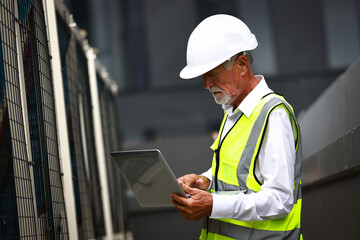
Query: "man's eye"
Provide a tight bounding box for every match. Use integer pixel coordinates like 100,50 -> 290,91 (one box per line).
208,72 -> 217,77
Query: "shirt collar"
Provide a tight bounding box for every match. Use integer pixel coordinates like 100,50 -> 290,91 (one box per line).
222,75 -> 273,118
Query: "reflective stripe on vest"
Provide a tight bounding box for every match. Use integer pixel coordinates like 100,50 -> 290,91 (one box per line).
200,217 -> 302,240
201,94 -> 302,240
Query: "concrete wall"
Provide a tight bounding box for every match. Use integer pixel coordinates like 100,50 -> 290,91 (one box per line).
299,58 -> 360,159
302,171 -> 360,239
299,58 -> 360,240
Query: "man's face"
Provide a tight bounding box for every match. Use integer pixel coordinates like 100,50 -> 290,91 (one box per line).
203,63 -> 243,107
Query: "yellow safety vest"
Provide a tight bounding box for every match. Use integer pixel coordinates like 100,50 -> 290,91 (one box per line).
200,93 -> 303,240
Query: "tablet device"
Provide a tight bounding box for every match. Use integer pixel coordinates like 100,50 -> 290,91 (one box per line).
111,149 -> 187,207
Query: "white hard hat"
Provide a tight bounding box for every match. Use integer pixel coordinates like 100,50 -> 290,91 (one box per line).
180,14 -> 258,79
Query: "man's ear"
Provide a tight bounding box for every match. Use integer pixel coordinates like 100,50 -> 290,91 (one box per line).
236,55 -> 249,73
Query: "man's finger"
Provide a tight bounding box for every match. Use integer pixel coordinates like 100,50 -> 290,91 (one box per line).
171,192 -> 189,206
180,181 -> 196,195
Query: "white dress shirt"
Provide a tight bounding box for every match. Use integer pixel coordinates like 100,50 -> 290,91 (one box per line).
202,76 -> 297,221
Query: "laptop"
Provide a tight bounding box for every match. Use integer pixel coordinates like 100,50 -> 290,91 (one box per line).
110,149 -> 188,207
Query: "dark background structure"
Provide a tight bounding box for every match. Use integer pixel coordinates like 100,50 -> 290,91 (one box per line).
64,0 -> 358,144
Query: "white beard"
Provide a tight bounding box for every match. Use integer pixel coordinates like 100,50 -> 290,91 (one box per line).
209,86 -> 232,105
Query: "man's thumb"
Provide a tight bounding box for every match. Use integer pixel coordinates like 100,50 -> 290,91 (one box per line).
196,178 -> 204,188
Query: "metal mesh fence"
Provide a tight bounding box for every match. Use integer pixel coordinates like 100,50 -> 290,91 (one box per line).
76,42 -> 106,237
0,0 -> 37,238
17,0 -> 69,238
56,10 -> 106,239
57,21 -> 94,239
1,0 -> 124,238
97,74 -> 126,234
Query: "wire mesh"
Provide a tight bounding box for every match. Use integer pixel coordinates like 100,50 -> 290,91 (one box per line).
1,0 -> 37,239
56,11 -> 106,239
76,42 -> 106,237
2,0 -> 123,238
106,89 -> 127,234
17,0 -> 69,238
97,75 -> 126,234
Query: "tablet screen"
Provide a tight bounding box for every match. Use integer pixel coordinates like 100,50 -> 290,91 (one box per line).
111,149 -> 187,207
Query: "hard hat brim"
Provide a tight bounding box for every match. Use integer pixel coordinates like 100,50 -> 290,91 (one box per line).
179,34 -> 258,79
179,62 -> 221,79
179,56 -> 232,79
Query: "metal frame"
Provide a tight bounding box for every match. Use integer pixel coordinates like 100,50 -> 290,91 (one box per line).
95,57 -> 127,239
43,0 -> 79,238
1,0 -> 122,238
17,0 -> 69,238
0,0 -> 70,238
87,48 -> 116,240
95,60 -> 119,95
52,0 -> 119,238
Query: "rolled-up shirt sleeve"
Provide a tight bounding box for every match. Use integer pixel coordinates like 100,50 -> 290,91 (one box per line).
210,107 -> 296,221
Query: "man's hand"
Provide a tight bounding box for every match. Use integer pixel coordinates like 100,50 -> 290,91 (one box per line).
172,182 -> 213,221
177,174 -> 210,190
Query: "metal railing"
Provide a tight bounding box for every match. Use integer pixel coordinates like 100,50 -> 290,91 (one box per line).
0,0 -> 124,239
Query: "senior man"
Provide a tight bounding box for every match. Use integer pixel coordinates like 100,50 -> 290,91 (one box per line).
171,14 -> 302,240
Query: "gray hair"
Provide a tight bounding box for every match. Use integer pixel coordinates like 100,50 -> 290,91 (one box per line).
223,51 -> 253,69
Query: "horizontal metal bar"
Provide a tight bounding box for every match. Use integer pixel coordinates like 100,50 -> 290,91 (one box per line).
54,0 -> 118,95
302,125 -> 360,186
95,59 -> 118,94
54,0 -> 86,44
